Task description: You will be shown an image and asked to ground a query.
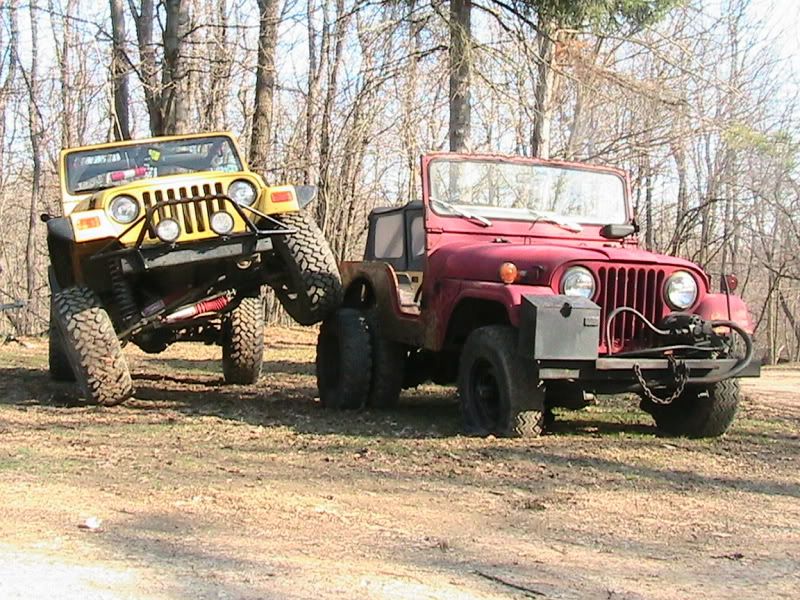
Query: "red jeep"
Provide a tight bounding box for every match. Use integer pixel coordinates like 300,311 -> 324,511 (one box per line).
315,153 -> 759,437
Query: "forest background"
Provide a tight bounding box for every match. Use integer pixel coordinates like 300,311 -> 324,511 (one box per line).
0,0 -> 798,363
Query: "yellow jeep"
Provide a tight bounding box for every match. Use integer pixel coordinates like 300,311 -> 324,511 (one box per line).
46,132 -> 341,406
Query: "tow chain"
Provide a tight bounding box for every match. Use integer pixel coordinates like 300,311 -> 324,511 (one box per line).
634,355 -> 689,405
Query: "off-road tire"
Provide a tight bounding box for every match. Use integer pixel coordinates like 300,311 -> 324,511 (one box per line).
52,286 -> 133,406
222,292 -> 265,385
48,306 -> 74,381
365,309 -> 406,409
316,308 -> 371,410
458,325 -> 545,438
272,211 -> 343,326
642,379 -> 740,438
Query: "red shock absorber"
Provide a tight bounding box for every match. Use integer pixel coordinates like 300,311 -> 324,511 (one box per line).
164,295 -> 230,323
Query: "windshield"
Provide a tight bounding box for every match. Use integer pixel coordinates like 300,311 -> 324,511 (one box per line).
428,158 -> 628,225
64,135 -> 243,194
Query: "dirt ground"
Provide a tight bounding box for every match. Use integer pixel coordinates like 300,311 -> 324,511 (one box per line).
0,328 -> 798,600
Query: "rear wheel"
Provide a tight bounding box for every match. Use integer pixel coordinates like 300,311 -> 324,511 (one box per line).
272,211 -> 343,325
316,308 -> 371,409
458,326 -> 544,437
52,286 -> 133,406
222,292 -> 265,385
365,309 -> 406,409
642,379 -> 740,438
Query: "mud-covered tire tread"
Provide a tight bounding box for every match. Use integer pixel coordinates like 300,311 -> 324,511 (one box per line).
316,308 -> 371,410
222,292 -> 265,385
644,379 -> 740,438
48,307 -> 74,382
458,325 -> 544,438
273,211 -> 343,326
365,309 -> 406,409
52,287 -> 133,406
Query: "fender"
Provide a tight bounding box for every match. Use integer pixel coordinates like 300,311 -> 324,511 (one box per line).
46,217 -> 76,289
433,281 -> 554,349
340,261 -> 426,346
694,293 -> 755,334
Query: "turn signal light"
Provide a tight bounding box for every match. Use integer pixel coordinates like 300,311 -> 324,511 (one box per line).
76,216 -> 101,230
722,273 -> 739,292
271,190 -> 293,203
499,262 -> 519,284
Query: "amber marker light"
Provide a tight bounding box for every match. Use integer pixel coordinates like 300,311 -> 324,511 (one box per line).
499,262 -> 519,284
271,190 -> 293,203
76,216 -> 101,230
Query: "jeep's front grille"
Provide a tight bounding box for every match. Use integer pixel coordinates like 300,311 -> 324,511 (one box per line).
141,182 -> 225,239
596,266 -> 667,353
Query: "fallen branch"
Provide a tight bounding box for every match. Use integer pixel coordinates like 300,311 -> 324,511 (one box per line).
473,569 -> 546,597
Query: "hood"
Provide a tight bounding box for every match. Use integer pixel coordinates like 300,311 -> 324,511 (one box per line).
430,239 -> 705,288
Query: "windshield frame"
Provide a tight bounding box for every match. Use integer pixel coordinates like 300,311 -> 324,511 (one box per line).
61,133 -> 244,196
423,153 -> 631,227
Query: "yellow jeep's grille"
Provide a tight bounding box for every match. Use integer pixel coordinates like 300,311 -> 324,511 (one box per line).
140,182 -> 233,241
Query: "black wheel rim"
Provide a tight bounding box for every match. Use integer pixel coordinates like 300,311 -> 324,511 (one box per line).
469,357 -> 500,429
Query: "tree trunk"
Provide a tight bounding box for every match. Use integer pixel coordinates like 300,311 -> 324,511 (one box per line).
130,0 -> 162,135
162,0 -> 190,135
531,21 -> 559,159
25,0 -> 43,333
110,0 -> 131,140
448,0 -> 471,152
249,0 -> 281,173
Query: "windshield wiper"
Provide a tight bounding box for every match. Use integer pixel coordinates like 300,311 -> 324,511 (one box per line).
430,197 -> 492,227
523,209 -> 583,233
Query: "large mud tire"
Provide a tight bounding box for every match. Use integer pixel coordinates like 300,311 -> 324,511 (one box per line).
272,211 -> 343,326
316,309 -> 371,410
365,310 -> 406,409
458,326 -> 544,438
48,306 -> 74,382
642,379 -> 740,438
222,292 -> 265,385
52,287 -> 133,406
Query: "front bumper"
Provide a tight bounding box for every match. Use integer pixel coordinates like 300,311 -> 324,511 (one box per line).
538,357 -> 760,384
117,234 -> 274,274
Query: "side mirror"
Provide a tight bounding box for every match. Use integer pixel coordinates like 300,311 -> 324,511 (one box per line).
600,223 -> 636,239
294,185 -> 318,208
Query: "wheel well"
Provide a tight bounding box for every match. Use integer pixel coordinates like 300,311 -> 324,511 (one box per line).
445,298 -> 511,349
342,278 -> 376,308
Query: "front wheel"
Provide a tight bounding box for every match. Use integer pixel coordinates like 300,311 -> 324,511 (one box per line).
271,211 -> 343,325
642,379 -> 740,438
51,286 -> 133,406
48,305 -> 74,382
222,292 -> 266,385
458,326 -> 545,438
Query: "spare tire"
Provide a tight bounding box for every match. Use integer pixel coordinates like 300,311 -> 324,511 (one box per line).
316,308 -> 371,409
272,211 -> 343,325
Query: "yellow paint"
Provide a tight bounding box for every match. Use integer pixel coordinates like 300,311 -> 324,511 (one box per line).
58,132 -> 301,247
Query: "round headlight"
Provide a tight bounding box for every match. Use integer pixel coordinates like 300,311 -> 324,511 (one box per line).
561,266 -> 596,299
109,195 -> 140,224
210,211 -> 234,235
228,180 -> 257,206
155,218 -> 180,243
665,271 -> 698,310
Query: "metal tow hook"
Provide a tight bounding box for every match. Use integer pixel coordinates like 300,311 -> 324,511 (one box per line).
634,355 -> 689,405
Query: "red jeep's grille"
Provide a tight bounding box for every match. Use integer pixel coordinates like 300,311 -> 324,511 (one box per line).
142,182 -> 225,239
596,266 -> 667,353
